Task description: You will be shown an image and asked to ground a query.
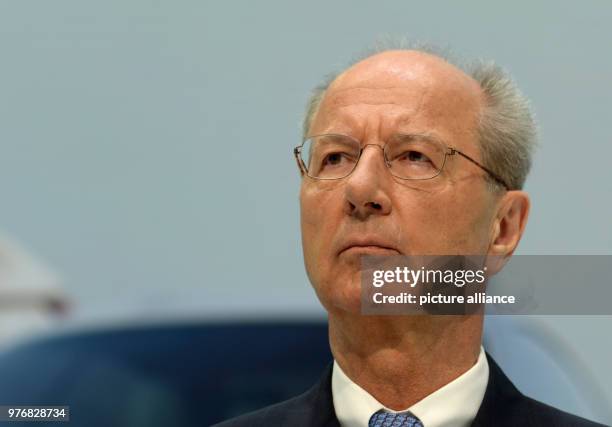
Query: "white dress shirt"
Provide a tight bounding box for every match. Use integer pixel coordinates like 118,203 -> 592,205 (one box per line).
332,346 -> 489,427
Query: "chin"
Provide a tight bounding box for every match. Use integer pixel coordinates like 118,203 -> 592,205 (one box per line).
314,276 -> 364,316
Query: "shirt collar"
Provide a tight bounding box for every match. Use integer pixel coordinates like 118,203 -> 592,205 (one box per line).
331,346 -> 489,427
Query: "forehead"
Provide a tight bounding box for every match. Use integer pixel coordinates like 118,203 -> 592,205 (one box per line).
311,51 -> 483,146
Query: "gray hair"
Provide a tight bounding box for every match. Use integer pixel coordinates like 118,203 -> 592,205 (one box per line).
301,43 -> 537,191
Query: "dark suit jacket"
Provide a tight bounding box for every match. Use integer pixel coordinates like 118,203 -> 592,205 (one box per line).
213,354 -> 607,427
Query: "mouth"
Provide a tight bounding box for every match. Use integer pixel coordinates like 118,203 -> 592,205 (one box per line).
338,238 -> 401,257
340,245 -> 400,256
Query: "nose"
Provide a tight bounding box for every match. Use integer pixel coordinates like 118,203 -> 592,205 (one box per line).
344,144 -> 392,220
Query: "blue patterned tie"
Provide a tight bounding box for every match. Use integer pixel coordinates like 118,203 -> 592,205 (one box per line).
368,409 -> 424,427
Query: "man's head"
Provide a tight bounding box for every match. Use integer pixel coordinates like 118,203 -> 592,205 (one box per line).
298,48 -> 536,315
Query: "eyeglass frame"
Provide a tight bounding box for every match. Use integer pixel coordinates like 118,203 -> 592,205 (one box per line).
293,133 -> 509,191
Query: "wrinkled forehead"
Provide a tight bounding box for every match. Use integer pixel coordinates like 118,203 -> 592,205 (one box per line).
312,51 -> 484,141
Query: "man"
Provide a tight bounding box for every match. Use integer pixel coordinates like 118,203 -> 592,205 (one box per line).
214,47 -> 605,426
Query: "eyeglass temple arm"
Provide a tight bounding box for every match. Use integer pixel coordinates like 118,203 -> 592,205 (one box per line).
449,148 -> 509,190
294,146 -> 306,176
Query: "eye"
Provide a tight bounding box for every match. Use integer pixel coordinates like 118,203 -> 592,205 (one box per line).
323,152 -> 344,166
400,150 -> 432,164
322,151 -> 352,168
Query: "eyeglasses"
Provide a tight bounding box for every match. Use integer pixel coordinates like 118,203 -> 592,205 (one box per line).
293,133 -> 509,190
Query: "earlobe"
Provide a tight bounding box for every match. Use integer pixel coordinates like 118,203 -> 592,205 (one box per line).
488,191 -> 530,259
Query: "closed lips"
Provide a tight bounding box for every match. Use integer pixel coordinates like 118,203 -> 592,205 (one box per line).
338,238 -> 400,255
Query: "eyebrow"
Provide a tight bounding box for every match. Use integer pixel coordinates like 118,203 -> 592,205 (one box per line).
306,131 -> 450,148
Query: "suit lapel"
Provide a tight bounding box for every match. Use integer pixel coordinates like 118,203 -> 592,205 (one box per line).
299,363 -> 341,427
309,363 -> 340,427
471,353 -> 526,427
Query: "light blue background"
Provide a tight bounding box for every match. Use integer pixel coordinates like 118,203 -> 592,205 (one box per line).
1,1 -> 610,424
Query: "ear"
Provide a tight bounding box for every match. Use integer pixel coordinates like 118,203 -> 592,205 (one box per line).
488,190 -> 530,260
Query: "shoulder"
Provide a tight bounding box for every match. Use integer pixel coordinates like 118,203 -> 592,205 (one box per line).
212,363 -> 339,427
519,395 -> 607,427
475,354 -> 608,427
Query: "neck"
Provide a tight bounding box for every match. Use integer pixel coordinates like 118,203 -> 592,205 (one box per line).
329,312 -> 483,410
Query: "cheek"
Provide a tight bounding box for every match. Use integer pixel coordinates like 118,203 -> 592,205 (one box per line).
300,182 -> 363,313
394,187 -> 493,253
300,183 -> 342,277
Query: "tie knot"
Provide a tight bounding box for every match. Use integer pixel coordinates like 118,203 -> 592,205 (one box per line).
368,409 -> 424,427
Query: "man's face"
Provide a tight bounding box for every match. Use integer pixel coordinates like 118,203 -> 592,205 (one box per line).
300,51 -> 501,314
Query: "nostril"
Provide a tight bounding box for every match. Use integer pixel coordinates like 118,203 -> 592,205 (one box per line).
369,202 -> 382,210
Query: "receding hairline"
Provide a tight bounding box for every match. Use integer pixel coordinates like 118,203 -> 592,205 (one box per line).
307,50 -> 486,141
330,49 -> 480,89
305,48 -> 483,133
